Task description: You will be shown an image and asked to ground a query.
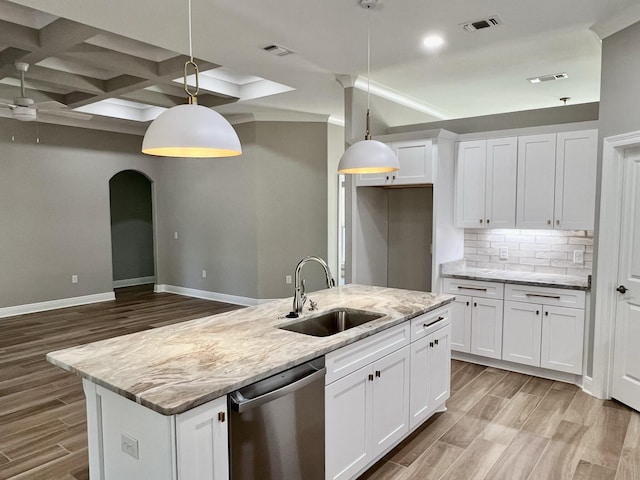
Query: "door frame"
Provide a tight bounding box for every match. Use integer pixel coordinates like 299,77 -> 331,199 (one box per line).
592,129 -> 640,399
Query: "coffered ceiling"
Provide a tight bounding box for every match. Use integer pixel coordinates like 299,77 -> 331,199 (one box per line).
1,0 -> 639,134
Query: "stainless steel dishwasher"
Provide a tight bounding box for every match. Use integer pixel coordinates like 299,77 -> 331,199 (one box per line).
228,357 -> 325,480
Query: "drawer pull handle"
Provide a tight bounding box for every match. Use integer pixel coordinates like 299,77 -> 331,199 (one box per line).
218,412 -> 226,423
525,293 -> 561,299
368,374 -> 374,381
430,341 -> 434,348
375,370 -> 381,378
434,339 -> 439,345
458,286 -> 488,292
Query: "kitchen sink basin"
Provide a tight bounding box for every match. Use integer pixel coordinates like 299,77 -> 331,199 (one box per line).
279,308 -> 383,337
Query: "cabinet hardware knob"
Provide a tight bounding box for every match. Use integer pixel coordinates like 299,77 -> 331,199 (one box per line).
368,373 -> 374,381
430,341 -> 434,348
545,311 -> 549,316
479,219 -> 483,224
547,220 -> 551,225
556,219 -> 560,225
474,302 -> 477,307
434,339 -> 439,345
486,219 -> 490,224
392,175 -> 396,180
466,301 -> 470,306
218,412 -> 226,423
386,176 -> 389,180
375,370 -> 381,378
536,310 -> 539,315
617,285 -> 628,294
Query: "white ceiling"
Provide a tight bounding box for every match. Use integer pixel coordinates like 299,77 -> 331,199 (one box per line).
2,0 -> 640,132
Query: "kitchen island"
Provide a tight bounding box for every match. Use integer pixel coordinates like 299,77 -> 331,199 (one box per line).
47,284 -> 454,480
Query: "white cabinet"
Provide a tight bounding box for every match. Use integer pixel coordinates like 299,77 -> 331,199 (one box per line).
502,285 -> 585,375
409,318 -> 451,429
517,130 -> 597,230
443,278 -> 504,359
455,137 -> 517,228
82,380 -> 229,480
355,140 -> 433,186
325,345 -> 410,480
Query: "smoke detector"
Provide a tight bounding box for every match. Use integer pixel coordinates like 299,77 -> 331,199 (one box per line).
262,44 -> 294,57
462,15 -> 503,32
528,73 -> 569,84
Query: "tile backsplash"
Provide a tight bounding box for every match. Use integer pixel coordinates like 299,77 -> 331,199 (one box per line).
464,228 -> 593,277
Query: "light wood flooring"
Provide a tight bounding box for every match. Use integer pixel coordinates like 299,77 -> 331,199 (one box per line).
1,286 -> 638,479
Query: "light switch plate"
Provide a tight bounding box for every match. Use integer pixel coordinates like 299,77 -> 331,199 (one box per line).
121,433 -> 139,460
499,247 -> 508,260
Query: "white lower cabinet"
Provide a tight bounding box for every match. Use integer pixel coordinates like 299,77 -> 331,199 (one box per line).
502,285 -> 585,375
409,322 -> 451,429
83,380 -> 228,480
325,346 -> 410,480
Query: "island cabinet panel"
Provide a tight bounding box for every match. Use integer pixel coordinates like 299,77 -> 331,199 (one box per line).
83,380 -> 229,480
449,295 -> 472,353
176,396 -> 228,480
503,300 -> 543,367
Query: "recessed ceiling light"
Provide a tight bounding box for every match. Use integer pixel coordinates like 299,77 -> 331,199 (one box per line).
422,34 -> 445,50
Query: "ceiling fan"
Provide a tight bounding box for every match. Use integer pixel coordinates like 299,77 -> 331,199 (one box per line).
0,62 -> 92,122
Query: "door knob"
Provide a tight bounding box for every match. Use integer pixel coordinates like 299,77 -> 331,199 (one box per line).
617,285 -> 628,294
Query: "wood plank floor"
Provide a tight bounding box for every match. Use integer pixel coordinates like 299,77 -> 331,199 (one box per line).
1,287 -> 638,479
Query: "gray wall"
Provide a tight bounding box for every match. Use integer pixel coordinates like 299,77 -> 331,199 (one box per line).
109,170 -> 154,282
0,118 -> 158,307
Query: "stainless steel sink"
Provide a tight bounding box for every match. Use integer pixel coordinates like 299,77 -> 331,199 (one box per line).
279,308 -> 383,337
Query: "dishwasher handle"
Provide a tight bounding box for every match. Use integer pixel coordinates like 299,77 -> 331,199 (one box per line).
229,366 -> 326,413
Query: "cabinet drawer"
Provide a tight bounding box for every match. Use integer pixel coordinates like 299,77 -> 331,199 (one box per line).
504,284 -> 585,308
325,323 -> 410,385
443,278 -> 504,299
410,306 -> 450,342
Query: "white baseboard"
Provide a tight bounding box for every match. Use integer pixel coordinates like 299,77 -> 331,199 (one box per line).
0,292 -> 116,319
452,351 -> 583,387
582,375 -> 594,396
154,284 -> 284,307
113,276 -> 156,288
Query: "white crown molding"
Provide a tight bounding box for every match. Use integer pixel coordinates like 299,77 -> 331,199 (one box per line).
229,111 -> 333,125
590,3 -> 640,40
154,284 -> 284,307
0,292 -> 115,319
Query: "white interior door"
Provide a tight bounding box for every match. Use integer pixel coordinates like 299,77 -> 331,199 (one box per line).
612,146 -> 640,412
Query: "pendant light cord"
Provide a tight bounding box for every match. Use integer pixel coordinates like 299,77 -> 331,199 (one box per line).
188,0 -> 193,62
184,0 -> 199,102
365,5 -> 371,140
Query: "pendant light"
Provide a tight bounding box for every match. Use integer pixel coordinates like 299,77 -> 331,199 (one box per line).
142,0 -> 242,158
338,0 -> 399,174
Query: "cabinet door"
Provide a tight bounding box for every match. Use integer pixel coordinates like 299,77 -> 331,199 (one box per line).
486,138 -> 517,228
455,140 -> 487,228
541,305 -> 584,374
428,324 -> 451,409
470,297 -> 504,359
517,134 -> 557,229
325,366 -> 373,480
554,130 -> 597,230
176,396 -> 228,480
371,346 -> 410,458
450,295 -> 472,353
355,142 -> 393,186
502,301 -> 542,367
392,140 -> 433,185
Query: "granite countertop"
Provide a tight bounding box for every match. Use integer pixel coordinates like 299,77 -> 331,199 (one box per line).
47,284 -> 453,416
441,260 -> 590,290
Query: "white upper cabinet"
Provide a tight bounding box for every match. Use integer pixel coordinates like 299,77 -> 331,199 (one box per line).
516,130 -> 597,230
455,138 -> 517,228
516,134 -> 557,229
356,140 -> 433,186
554,130 -> 598,230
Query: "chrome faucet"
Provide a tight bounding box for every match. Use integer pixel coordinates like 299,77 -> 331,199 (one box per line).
289,256 -> 336,317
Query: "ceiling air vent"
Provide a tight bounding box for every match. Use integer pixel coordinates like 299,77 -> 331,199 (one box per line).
262,44 -> 294,57
462,15 -> 503,32
527,73 -> 569,84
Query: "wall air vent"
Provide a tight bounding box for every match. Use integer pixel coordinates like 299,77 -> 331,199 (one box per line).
462,15 -> 503,32
262,44 -> 294,56
527,73 -> 569,84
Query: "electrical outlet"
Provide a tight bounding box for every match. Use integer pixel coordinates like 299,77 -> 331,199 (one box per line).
202,269 -> 207,278
71,275 -> 78,284
173,231 -> 178,240
499,247 -> 508,260
574,250 -> 584,264
120,433 -> 139,460
285,275 -> 292,284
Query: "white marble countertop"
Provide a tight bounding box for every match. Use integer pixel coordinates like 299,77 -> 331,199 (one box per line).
441,260 -> 590,290
47,284 -> 454,415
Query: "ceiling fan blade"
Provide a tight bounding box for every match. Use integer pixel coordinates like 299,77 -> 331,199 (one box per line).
34,100 -> 68,110
38,109 -> 93,121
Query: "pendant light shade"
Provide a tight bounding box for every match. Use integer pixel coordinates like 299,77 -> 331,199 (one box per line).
141,0 -> 241,158
142,104 -> 241,158
338,139 -> 398,174
338,0 -> 398,175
